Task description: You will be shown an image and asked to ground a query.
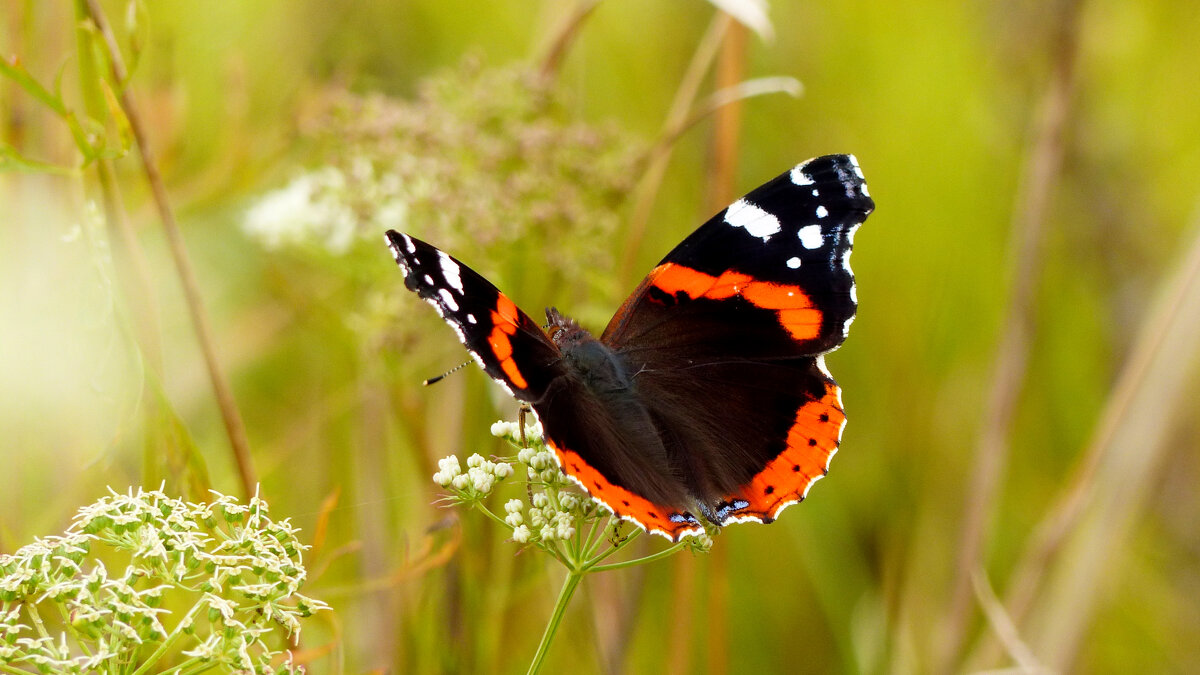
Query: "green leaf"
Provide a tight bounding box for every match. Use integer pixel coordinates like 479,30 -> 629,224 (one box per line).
0,55 -> 68,115
0,143 -> 79,175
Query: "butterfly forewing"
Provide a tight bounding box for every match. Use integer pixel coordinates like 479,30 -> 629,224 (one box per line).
384,231 -> 563,400
603,154 -> 873,356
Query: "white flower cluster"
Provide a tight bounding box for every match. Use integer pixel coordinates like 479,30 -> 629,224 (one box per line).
527,494 -> 578,542
243,158 -> 409,254
501,494 -> 582,545
516,445 -> 571,488
488,419 -> 544,444
431,420 -> 611,549
0,487 -> 327,673
432,453 -> 514,500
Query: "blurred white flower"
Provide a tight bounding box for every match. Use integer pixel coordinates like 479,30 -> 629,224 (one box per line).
244,164 -> 411,255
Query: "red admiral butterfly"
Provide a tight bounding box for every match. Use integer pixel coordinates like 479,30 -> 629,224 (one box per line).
386,154 -> 874,540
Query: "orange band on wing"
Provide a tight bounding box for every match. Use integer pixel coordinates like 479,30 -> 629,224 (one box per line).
546,439 -> 704,541
648,263 -> 822,340
492,294 -> 522,325
649,264 -> 749,300
720,382 -> 844,523
488,294 -> 529,390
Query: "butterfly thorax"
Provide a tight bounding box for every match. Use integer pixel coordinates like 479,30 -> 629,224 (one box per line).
546,307 -> 633,396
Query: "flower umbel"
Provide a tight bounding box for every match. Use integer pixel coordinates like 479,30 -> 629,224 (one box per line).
243,58 -> 643,264
432,417 -> 713,674
0,487 -> 328,673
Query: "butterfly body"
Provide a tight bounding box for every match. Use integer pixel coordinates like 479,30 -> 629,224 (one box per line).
387,154 -> 874,540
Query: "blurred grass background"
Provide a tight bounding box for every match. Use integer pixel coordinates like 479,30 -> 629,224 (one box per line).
3,0 -> 1199,672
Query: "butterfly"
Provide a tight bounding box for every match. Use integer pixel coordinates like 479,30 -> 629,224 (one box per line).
386,154 -> 874,540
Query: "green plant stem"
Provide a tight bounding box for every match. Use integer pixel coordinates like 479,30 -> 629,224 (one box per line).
128,601 -> 205,675
24,601 -> 51,641
583,521 -> 638,564
526,569 -> 584,675
169,655 -> 207,675
50,600 -> 95,659
590,540 -> 686,572
474,503 -> 516,535
579,512 -> 604,555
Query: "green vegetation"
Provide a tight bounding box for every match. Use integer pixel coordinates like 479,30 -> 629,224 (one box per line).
2,0 -> 1198,672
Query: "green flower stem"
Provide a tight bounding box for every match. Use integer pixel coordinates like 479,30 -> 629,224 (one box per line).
526,568 -> 584,675
128,601 -> 205,675
473,503 -> 509,529
554,539 -> 576,568
589,540 -> 688,573
25,601 -> 52,641
173,656 -> 209,675
49,598 -> 96,659
582,521 -> 642,567
579,514 -> 604,556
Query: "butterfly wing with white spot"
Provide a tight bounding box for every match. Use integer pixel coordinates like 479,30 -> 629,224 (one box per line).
603,154 -> 873,355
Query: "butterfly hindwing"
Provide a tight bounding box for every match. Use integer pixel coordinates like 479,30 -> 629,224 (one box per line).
530,359 -> 707,540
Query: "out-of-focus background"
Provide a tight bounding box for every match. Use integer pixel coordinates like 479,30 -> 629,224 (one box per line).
3,0 -> 1199,672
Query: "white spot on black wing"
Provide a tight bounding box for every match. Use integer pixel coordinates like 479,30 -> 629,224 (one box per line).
848,154 -> 865,180
790,164 -> 815,186
438,251 -> 465,294
786,256 -> 802,269
798,224 -> 823,250
816,205 -> 828,219
438,288 -> 459,311
724,199 -> 782,241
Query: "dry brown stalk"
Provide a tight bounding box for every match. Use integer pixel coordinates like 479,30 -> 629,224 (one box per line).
940,0 -> 1084,669
82,0 -> 258,498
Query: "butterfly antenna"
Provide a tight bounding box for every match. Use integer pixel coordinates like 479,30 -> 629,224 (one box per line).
423,359 -> 473,386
